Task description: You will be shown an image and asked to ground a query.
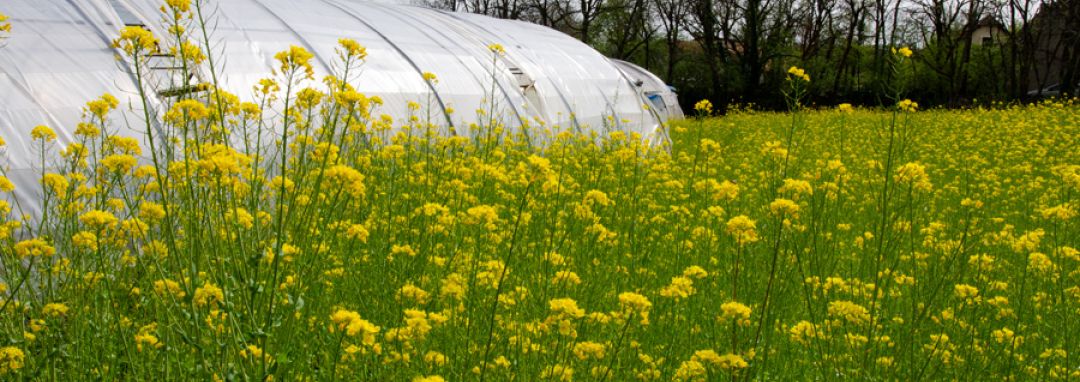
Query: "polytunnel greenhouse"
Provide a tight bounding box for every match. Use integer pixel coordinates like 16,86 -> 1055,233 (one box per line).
0,0 -> 683,214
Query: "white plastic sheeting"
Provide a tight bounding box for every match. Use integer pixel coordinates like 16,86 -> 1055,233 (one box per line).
0,0 -> 150,218
612,59 -> 685,122
0,0 -> 684,212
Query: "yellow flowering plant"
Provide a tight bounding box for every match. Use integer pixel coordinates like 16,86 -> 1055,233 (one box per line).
0,11 -> 12,35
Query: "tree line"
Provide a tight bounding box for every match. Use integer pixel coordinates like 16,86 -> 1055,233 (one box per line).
423,0 -> 1079,111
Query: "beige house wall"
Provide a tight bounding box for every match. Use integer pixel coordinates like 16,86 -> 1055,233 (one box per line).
971,26 -> 1004,46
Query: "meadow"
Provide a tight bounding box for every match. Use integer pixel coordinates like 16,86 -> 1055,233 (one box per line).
0,5 -> 1079,381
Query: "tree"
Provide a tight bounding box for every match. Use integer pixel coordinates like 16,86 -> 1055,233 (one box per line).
654,0 -> 690,82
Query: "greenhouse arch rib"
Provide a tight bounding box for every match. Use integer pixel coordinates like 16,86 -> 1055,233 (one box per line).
249,0 -> 335,74
440,11 -> 584,133
374,2 -> 532,130
320,0 -> 455,129
445,13 -> 586,133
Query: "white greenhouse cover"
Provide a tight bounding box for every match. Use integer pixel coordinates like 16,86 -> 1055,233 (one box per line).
0,0 -> 683,214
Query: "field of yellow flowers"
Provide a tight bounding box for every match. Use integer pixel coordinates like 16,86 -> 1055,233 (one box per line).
1,4 -> 1079,381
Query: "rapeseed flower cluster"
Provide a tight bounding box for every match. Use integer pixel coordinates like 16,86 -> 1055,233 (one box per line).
113,26 -> 158,56
0,12 -> 11,34
787,66 -> 810,82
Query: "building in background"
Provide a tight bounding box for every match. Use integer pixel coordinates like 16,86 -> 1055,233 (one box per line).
969,16 -> 1006,46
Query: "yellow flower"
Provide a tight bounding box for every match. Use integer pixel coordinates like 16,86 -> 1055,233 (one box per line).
172,41 -> 205,65
334,89 -> 368,111
412,376 -> 446,382
324,165 -> 366,198
193,282 -> 224,307
227,208 -> 254,229
240,344 -> 269,361
0,347 -> 25,375
164,99 -> 209,125
584,189 -> 612,207
618,292 -> 652,325
787,66 -> 810,82
552,270 -> 582,285
992,327 -> 1021,345
86,93 -> 120,119
714,180 -> 740,200
769,198 -> 800,218
295,87 -> 324,109
761,140 -> 788,159
14,238 -> 56,258
72,231 -> 99,251
897,99 -> 918,112
465,205 -> 500,230
338,38 -> 368,59
423,351 -> 447,366
107,136 -> 142,155
660,276 -> 695,299
256,78 -> 280,95
101,154 -> 137,174
281,243 -> 302,262
1040,204 -> 1076,221
682,266 -> 708,279
274,45 -> 315,79
135,324 -> 163,351
422,71 -> 438,83
42,302 -> 69,317
619,292 -> 651,312
390,244 -> 416,258
440,273 -> 467,300
0,12 -> 11,34
894,162 -> 933,192
725,215 -> 759,245
134,332 -> 161,352
778,179 -> 813,197
954,284 -> 979,299
693,99 -> 713,115
329,309 -> 380,345
0,176 -> 14,193
196,143 -> 252,178
541,364 -> 573,381
573,341 -> 606,360
113,26 -> 158,56
153,279 -> 186,299
80,210 -> 119,229
139,202 -> 166,222
345,224 -> 370,242
549,298 -> 586,319
396,283 -> 430,304
165,0 -> 191,13
487,43 -> 506,55
720,301 -> 752,326
674,360 -> 706,380
789,320 -> 819,344
893,46 -> 913,58
838,103 -> 854,113
828,300 -> 870,325
716,353 -> 749,371
1028,252 -> 1055,274
31,125 -> 57,142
